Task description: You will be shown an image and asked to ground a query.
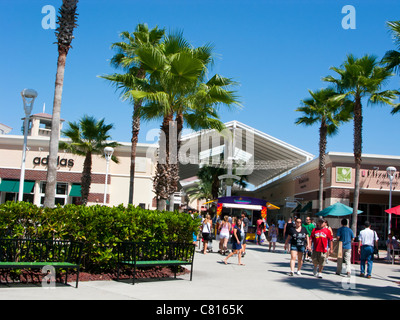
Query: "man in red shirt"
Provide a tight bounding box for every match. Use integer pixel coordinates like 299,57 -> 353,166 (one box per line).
311,218 -> 333,278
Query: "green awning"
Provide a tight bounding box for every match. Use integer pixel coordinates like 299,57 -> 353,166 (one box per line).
300,201 -> 312,213
291,203 -> 302,213
0,180 -> 34,193
69,184 -> 81,197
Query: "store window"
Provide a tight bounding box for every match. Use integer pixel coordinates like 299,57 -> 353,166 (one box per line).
40,182 -> 69,206
352,202 -> 387,248
0,179 -> 35,204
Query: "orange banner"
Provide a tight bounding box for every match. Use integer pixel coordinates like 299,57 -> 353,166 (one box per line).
217,203 -> 223,216
261,206 -> 267,219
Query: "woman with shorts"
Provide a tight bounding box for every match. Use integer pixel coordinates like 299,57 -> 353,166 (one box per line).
268,220 -> 278,252
223,217 -> 245,266
284,218 -> 310,276
201,214 -> 212,254
218,215 -> 231,255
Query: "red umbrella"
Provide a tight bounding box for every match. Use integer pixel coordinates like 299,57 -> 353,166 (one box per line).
385,205 -> 400,215
385,205 -> 400,229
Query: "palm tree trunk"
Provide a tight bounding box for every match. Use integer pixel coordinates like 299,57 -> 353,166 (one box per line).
154,114 -> 174,211
167,113 -> 183,211
128,101 -> 141,204
81,152 -> 92,206
44,0 -> 78,208
318,123 -> 328,213
351,96 -> 363,235
44,52 -> 66,208
128,67 -> 145,205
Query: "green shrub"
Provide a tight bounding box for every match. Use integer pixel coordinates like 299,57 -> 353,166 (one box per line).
0,202 -> 200,272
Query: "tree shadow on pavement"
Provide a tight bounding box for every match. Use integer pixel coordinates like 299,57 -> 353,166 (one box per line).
267,261 -> 400,300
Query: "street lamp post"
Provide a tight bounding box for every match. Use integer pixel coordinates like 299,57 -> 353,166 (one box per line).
103,147 -> 114,205
387,166 -> 397,234
18,89 -> 38,202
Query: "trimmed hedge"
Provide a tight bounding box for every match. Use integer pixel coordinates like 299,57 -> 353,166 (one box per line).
0,202 -> 200,272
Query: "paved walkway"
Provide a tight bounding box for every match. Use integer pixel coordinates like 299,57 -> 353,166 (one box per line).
0,241 -> 399,300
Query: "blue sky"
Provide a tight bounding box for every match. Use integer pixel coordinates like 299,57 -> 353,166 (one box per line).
1,0 -> 400,158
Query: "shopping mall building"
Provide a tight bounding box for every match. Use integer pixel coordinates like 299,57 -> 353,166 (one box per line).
1,114 -> 399,241
0,113 -> 157,208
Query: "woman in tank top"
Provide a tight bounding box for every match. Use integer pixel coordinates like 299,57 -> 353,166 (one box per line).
218,215 -> 231,255
202,214 -> 212,254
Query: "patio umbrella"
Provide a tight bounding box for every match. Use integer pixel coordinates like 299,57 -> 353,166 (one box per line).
385,205 -> 400,215
385,205 -> 400,229
318,202 -> 363,217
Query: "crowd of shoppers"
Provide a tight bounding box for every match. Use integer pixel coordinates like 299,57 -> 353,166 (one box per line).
193,209 -> 385,280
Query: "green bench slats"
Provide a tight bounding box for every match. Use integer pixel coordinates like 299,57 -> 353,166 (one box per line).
0,239 -> 83,288
121,260 -> 192,266
117,242 -> 195,285
0,262 -> 78,268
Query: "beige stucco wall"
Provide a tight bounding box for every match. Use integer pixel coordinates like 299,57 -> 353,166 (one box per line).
0,135 -> 157,208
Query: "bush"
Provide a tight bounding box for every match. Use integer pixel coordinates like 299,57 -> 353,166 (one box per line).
0,202 -> 200,272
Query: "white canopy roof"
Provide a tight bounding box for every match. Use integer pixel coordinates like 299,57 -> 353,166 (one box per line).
178,121 -> 314,188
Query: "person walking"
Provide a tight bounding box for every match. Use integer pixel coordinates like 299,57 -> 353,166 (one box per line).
277,218 -> 285,242
386,232 -> 399,261
310,218 -> 333,278
302,217 -> 315,262
336,218 -> 354,277
284,218 -> 310,276
256,217 -> 264,245
218,215 -> 231,255
283,217 -> 295,252
201,214 -> 212,254
223,217 -> 245,266
358,221 -> 379,279
325,221 -> 334,264
268,220 -> 279,252
241,212 -> 250,256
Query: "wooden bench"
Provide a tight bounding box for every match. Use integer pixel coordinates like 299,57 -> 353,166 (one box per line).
117,242 -> 195,285
0,239 -> 83,288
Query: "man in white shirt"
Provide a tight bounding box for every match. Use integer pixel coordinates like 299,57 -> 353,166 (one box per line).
277,218 -> 285,242
358,221 -> 379,279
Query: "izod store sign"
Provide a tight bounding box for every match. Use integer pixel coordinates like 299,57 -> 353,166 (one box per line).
33,156 -> 74,168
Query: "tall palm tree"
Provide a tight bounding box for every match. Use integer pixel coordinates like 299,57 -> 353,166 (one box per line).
323,54 -> 398,234
382,20 -> 400,115
59,116 -> 120,205
44,0 -> 79,208
130,32 -> 241,210
100,24 -> 165,205
295,87 -> 353,212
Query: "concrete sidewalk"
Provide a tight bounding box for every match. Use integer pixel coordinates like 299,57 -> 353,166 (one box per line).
0,241 -> 399,300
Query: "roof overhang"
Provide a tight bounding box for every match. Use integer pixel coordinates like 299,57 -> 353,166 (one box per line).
178,121 -> 314,187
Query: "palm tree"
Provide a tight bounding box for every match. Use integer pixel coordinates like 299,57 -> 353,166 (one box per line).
100,24 -> 165,205
185,180 -> 213,203
44,0 -> 79,208
382,20 -> 400,115
197,164 -> 226,200
59,116 -> 120,205
323,54 -> 398,234
295,87 -> 353,212
382,21 -> 400,76
130,32 -> 241,210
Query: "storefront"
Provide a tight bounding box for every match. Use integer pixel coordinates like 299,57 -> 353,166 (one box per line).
0,113 -> 157,208
247,152 -> 400,244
